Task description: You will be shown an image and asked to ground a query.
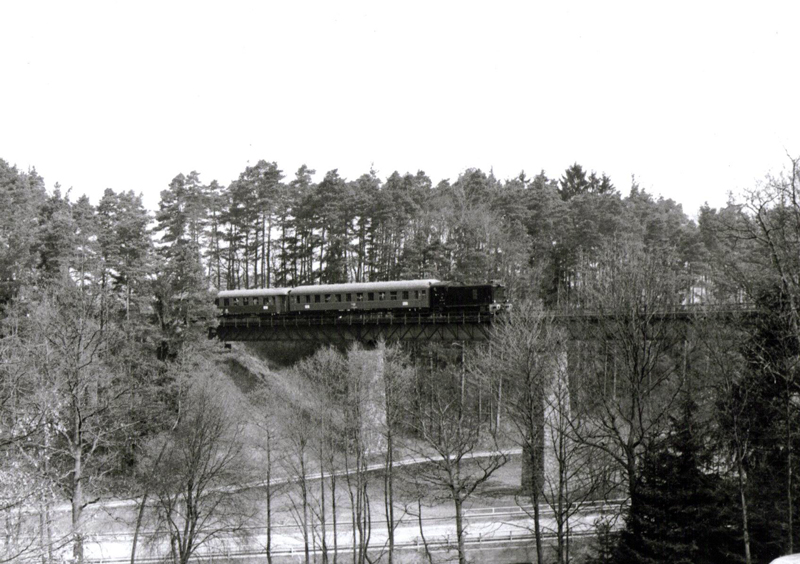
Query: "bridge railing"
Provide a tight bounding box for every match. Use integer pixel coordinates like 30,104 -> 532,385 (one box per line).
549,301 -> 758,320
217,310 -> 494,328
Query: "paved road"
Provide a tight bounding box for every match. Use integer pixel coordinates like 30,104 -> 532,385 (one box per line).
78,501 -> 622,562
24,449 -> 625,562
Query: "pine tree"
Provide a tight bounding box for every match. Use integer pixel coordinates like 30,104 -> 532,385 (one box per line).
287,165 -> 317,284
0,160 -> 47,288
153,174 -> 214,356
35,186 -> 77,281
313,169 -> 350,284
96,189 -> 152,320
615,394 -> 738,564
204,180 -> 226,288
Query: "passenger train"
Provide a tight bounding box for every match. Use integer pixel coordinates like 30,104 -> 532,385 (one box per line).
215,279 -> 509,318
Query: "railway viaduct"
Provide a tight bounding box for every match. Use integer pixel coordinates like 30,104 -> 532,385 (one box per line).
212,303 -> 759,491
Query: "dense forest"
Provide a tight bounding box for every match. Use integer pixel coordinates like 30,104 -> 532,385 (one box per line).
1,155 -> 800,564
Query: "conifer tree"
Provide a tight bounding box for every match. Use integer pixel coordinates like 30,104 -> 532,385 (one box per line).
153,174 -> 214,355
35,186 -> 78,281
615,393 -> 737,564
96,189 -> 152,320
0,160 -> 47,288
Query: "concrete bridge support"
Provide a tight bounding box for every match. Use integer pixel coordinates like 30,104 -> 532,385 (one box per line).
521,348 -> 571,499
346,342 -> 388,454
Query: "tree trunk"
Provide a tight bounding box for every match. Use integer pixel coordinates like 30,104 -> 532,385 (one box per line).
416,498 -> 433,564
737,457 -> 752,564
345,447 -> 358,564
244,231 -> 250,288
531,477 -> 543,564
384,433 -> 394,564
215,218 -> 221,288
254,219 -> 259,289
300,451 -> 310,564
130,491 -> 148,564
331,468 -> 338,564
454,495 -> 467,564
525,419 -> 544,563
71,444 -> 84,564
320,466 -> 328,564
266,216 -> 272,287
266,439 -> 273,564
787,397 -> 794,555
39,499 -> 53,564
496,377 -> 502,433
556,432 -> 567,564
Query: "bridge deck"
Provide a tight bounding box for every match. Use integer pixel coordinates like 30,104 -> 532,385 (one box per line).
211,302 -> 760,343
213,311 -> 495,342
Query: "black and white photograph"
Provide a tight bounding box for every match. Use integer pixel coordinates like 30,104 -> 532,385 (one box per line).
2,2 -> 800,563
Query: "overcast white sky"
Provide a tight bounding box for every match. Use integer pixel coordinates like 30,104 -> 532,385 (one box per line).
2,1 -> 799,216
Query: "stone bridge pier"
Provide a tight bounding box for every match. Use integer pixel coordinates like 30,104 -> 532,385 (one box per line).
342,339 -> 577,501
521,348 -> 572,500
346,342 -> 388,454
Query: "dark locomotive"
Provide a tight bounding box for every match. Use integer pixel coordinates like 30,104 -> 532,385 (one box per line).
215,279 -> 508,318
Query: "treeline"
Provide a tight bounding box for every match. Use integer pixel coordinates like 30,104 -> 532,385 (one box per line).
0,157 -> 701,305
1,154 -> 800,564
152,160 -> 697,304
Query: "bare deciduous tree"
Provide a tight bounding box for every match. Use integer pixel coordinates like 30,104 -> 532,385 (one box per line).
145,370 -> 255,564
570,245 -> 686,536
477,302 -> 553,563
17,286 -> 133,564
406,360 -> 507,564
702,320 -> 755,564
249,388 -> 287,564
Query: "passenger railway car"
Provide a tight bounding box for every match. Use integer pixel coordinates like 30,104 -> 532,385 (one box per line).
289,279 -> 437,313
216,287 -> 291,315
215,279 -> 508,318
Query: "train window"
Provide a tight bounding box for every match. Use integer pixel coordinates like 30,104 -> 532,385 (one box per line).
233,297 -> 240,306
414,291 -> 419,299
306,295 -> 311,303
368,292 -> 374,301
378,291 -> 386,300
402,291 -> 409,300
224,298 -> 230,306
346,293 -> 352,301
315,295 -> 321,303
295,296 -> 300,304
244,297 -> 250,306
420,290 -> 426,297
390,291 -> 398,300
335,294 -> 342,302
253,297 -> 260,305
324,294 -> 331,303
356,293 -> 363,301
